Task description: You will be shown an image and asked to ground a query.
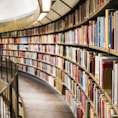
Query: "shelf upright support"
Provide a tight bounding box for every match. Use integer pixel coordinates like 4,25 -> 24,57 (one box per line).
37,21 -> 43,25
10,84 -> 13,118
45,16 -> 52,22
51,8 -> 62,18
0,56 -> 2,79
51,8 -> 66,30
6,57 -> 8,82
51,8 -> 65,22
60,0 -> 72,9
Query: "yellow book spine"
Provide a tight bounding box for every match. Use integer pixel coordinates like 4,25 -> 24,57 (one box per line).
105,9 -> 109,49
81,25 -> 84,45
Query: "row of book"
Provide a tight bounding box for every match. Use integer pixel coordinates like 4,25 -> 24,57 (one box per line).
2,44 -> 56,53
37,70 -> 55,87
19,65 -> 63,94
65,90 -> 97,118
65,81 -> 118,118
1,46 -> 118,116
37,54 -> 55,64
0,37 -> 28,44
38,62 -> 56,76
2,51 -> 64,70
10,54 -> 118,115
19,65 -> 59,92
9,56 -> 18,63
0,0 -> 112,38
1,44 -> 39,52
2,47 -> 118,99
54,9 -> 118,49
2,46 -> 118,97
7,51 -> 37,59
0,8 -> 118,49
74,0 -> 107,25
4,44 -> 39,52
37,69 -> 64,94
2,50 -> 18,56
2,45 -> 89,70
64,59 -> 118,117
19,64 -> 36,75
16,57 -> 118,118
18,22 -> 55,36
18,58 -> 56,76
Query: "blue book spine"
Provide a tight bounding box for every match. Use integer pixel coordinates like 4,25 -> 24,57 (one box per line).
52,66 -> 56,76
66,75 -> 68,87
98,17 -> 100,47
81,71 -> 84,88
96,19 -> 99,47
100,17 -> 105,48
0,50 -> 3,55
21,37 -> 28,43
83,72 -> 86,91
109,12 -> 114,49
18,45 -> 23,50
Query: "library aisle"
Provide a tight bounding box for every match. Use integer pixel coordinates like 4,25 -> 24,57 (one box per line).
19,74 -> 75,118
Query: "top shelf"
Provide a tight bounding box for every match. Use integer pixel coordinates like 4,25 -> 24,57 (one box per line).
0,0 -> 117,38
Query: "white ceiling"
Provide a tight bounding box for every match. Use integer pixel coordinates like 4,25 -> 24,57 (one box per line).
0,0 -> 79,32
30,0 -> 79,28
0,0 -> 39,22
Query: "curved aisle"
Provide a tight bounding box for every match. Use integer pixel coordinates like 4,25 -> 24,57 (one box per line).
18,74 -> 75,118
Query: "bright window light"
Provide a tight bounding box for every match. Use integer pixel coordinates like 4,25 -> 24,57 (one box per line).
41,0 -> 52,12
37,13 -> 47,21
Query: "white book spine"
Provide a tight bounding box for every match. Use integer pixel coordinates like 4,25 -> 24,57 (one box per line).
114,63 -> 118,106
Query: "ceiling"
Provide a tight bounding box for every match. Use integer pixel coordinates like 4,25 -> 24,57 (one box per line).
30,0 -> 79,28
0,0 -> 79,32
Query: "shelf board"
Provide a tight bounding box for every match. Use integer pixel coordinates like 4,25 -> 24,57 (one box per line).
19,70 -> 62,95
88,73 -> 118,115
49,0 -> 112,33
58,43 -> 89,48
110,49 -> 118,56
63,69 -> 98,117
18,62 -> 64,86
0,0 -> 112,38
89,46 -> 109,53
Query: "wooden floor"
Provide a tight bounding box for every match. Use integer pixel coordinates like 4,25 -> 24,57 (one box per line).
19,74 -> 75,118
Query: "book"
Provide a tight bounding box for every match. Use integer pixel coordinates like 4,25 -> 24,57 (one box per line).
21,37 -> 28,43
77,106 -> 84,118
111,115 -> 118,118
109,11 -> 114,49
112,61 -> 118,106
100,16 -> 105,48
86,100 -> 90,118
105,9 -> 115,49
100,61 -> 113,90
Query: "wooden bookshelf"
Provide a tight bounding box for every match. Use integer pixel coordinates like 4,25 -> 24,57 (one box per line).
110,49 -> 118,56
89,46 -> 109,53
0,0 -> 118,117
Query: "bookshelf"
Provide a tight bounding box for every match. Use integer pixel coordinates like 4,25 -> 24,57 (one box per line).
0,0 -> 118,117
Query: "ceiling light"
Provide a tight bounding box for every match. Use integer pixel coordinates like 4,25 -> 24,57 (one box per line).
37,12 -> 47,21
40,0 -> 52,12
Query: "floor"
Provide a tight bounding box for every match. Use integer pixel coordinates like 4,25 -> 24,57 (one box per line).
19,74 -> 75,118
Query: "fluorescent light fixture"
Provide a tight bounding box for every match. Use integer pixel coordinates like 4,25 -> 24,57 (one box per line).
37,12 -> 47,21
41,0 -> 52,12
37,0 -> 53,21
32,21 -> 38,25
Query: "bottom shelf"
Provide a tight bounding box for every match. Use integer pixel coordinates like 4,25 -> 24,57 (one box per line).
18,70 -> 118,118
